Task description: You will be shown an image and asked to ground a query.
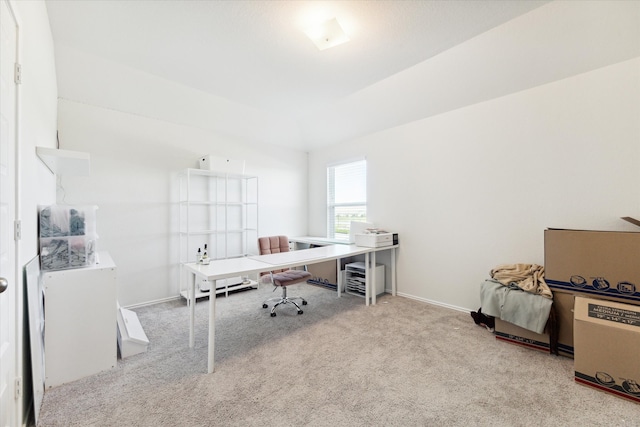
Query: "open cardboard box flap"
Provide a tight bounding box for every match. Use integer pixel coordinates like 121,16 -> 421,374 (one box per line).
621,217 -> 640,228
547,217 -> 640,233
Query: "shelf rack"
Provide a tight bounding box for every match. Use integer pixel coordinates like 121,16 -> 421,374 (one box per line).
178,168 -> 258,302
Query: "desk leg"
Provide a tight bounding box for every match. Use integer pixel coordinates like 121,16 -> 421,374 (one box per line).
336,258 -> 341,297
372,251 -> 377,305
364,252 -> 370,306
208,291 -> 216,373
189,272 -> 196,348
391,248 -> 397,296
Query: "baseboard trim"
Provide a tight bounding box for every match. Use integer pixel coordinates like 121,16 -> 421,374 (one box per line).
123,295 -> 181,310
395,292 -> 471,314
125,291 -> 472,314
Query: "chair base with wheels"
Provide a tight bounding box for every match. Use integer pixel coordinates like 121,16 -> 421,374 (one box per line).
258,236 -> 311,317
262,276 -> 309,317
260,269 -> 311,317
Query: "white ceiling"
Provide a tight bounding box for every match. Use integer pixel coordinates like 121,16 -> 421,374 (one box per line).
45,1 -> 552,149
45,0 -> 640,156
46,1 -> 547,115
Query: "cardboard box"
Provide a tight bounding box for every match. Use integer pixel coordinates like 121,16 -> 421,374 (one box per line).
494,291 -> 575,357
495,318 -> 550,353
544,229 -> 640,304
307,260 -> 337,287
574,296 -> 640,404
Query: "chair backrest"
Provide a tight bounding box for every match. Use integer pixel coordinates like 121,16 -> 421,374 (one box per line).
257,236 -> 290,276
258,236 -> 290,255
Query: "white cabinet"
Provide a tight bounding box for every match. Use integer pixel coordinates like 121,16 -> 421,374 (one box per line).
178,168 -> 258,301
42,251 -> 117,388
344,262 -> 385,297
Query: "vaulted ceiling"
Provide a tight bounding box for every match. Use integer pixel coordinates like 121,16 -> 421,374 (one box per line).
45,1 -> 639,151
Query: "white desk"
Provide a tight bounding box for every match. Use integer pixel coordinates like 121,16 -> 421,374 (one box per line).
184,243 -> 398,373
253,243 -> 397,301
289,236 -> 351,247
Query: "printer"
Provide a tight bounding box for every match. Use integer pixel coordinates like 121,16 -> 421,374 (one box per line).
355,231 -> 398,248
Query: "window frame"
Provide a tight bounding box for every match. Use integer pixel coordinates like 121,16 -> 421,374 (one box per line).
326,159 -> 367,241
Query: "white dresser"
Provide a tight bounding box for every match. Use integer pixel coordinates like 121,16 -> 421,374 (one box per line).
42,251 -> 117,388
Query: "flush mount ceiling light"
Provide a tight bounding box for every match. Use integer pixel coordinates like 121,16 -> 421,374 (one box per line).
305,17 -> 350,51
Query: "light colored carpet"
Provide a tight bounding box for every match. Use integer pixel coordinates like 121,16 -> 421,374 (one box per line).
37,284 -> 640,426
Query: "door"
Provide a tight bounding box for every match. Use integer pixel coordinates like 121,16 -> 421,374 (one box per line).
0,0 -> 18,425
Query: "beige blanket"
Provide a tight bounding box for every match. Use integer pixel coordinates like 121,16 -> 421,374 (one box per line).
490,263 -> 552,299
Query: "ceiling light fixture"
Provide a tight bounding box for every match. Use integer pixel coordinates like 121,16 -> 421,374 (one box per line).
305,17 -> 350,51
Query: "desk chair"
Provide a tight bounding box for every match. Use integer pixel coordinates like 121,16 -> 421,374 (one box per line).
258,236 -> 311,317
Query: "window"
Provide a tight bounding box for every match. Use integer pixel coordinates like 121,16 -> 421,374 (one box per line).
327,159 -> 367,240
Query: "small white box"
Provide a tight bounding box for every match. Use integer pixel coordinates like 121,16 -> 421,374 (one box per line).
355,233 -> 394,248
198,155 -> 245,175
215,276 -> 243,289
117,307 -> 149,359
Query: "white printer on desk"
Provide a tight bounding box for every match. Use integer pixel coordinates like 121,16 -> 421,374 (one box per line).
355,230 -> 398,248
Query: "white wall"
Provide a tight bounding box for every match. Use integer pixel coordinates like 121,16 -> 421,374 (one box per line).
309,58 -> 640,312
51,25 -> 309,307
56,99 -> 308,307
15,1 -> 58,263
12,0 -> 58,422
308,1 -> 640,312
51,0 -> 639,311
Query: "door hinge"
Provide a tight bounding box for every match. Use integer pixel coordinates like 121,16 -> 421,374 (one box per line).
14,63 -> 21,84
15,377 -> 22,399
14,220 -> 21,241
